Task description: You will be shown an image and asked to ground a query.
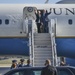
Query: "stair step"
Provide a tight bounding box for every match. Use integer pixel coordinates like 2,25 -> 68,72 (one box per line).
34,40 -> 51,43
34,56 -> 52,61
34,47 -> 52,51
34,45 -> 52,48
34,33 -> 50,36
34,51 -> 52,55
34,36 -> 51,40
34,53 -> 52,55
34,48 -> 52,51
34,57 -> 52,60
34,35 -> 51,38
34,52 -> 52,54
34,51 -> 52,54
34,54 -> 52,57
34,40 -> 51,45
34,54 -> 52,58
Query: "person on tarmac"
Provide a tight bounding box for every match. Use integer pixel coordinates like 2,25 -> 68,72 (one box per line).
10,60 -> 18,69
41,59 -> 57,75
25,59 -> 32,67
18,59 -> 25,67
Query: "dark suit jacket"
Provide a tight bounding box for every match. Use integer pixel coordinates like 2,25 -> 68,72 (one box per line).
41,65 -> 57,75
35,13 -> 42,23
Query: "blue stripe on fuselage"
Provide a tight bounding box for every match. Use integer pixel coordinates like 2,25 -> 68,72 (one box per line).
56,38 -> 75,58
0,38 -> 29,56
0,37 -> 75,58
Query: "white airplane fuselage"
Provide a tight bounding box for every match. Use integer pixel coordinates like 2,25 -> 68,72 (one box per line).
0,4 -> 75,66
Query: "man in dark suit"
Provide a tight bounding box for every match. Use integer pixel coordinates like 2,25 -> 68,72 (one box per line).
41,10 -> 51,33
25,59 -> 32,67
18,59 -> 25,67
35,11 -> 42,33
41,59 -> 57,75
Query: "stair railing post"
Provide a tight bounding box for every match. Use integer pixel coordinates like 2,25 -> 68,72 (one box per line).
51,19 -> 58,66
31,20 -> 35,67
29,20 -> 34,67
48,19 -> 58,66
29,32 -> 32,66
48,20 -> 54,66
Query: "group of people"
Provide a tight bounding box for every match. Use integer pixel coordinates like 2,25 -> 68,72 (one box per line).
10,59 -> 57,75
10,59 -> 31,69
35,9 -> 51,33
10,58 -> 67,75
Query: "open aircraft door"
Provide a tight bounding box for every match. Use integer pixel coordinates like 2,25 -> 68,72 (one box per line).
23,7 -> 37,33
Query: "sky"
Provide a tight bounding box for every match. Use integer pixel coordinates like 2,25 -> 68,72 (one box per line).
0,0 -> 61,4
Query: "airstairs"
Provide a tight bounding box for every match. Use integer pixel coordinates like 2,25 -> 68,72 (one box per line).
33,33 -> 53,66
23,7 -> 58,67
29,19 -> 58,67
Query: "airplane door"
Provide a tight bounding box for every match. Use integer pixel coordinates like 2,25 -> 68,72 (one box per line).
23,7 -> 37,20
23,7 -> 37,33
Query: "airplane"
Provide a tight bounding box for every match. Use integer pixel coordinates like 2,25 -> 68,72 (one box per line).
0,4 -> 75,66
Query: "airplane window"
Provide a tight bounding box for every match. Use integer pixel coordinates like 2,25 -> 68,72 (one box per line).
5,19 -> 9,25
68,19 -> 72,25
0,19 -> 2,24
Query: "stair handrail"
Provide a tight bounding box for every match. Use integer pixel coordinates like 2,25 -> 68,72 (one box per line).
29,20 -> 36,67
29,32 -> 32,65
31,20 -> 35,67
52,33 -> 58,66
51,19 -> 58,66
30,20 -> 36,66
48,19 -> 58,66
48,21 -> 54,66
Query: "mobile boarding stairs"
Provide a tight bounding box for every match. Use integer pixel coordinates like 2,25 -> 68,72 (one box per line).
23,7 -> 58,67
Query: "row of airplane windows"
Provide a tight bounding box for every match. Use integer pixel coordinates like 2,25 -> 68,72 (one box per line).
0,19 -> 9,25
0,19 -> 73,25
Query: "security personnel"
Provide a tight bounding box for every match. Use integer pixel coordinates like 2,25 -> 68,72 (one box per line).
25,59 -> 32,67
18,59 -> 25,67
41,59 -> 57,75
10,60 -> 17,69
